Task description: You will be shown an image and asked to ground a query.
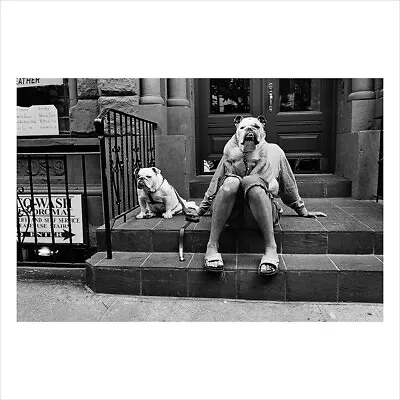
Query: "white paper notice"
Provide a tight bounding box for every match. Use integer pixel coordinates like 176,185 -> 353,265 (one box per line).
17,105 -> 59,136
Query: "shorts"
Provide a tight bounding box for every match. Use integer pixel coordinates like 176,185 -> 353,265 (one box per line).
215,174 -> 281,230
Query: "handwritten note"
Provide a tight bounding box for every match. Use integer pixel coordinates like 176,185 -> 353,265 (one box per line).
17,105 -> 59,136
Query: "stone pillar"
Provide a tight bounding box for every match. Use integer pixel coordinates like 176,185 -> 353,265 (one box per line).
138,78 -> 168,181
140,78 -> 164,105
167,79 -> 189,107
161,79 -> 191,196
348,78 -> 375,131
336,78 -> 380,199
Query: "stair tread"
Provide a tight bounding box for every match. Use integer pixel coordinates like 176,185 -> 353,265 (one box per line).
86,252 -> 383,302
88,252 -> 383,271
99,198 -> 382,234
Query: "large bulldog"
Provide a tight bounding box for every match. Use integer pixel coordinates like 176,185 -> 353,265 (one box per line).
223,115 -> 278,194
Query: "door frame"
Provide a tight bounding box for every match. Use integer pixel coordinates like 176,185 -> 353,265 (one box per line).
195,78 -> 337,175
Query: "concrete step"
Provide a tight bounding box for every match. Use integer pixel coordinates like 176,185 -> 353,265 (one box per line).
86,252 -> 383,303
190,174 -> 352,198
96,198 -> 383,255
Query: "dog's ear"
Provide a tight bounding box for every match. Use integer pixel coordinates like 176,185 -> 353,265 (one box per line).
257,115 -> 267,126
134,167 -> 141,177
152,167 -> 161,175
233,115 -> 243,126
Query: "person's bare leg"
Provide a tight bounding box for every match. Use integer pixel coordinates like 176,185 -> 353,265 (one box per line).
246,185 -> 278,273
205,177 -> 240,266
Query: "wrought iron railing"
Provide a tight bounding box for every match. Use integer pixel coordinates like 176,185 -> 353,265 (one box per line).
94,108 -> 157,258
17,151 -> 96,266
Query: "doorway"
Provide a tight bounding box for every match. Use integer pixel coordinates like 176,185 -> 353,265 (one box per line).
195,78 -> 335,174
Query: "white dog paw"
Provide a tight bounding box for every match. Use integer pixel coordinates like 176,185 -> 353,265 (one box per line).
136,212 -> 145,219
163,211 -> 173,219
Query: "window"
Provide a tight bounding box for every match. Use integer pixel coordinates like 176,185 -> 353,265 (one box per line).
279,79 -> 320,112
210,79 -> 250,114
17,78 -> 70,134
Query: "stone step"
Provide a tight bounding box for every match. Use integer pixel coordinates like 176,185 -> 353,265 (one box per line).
96,198 -> 383,255
190,174 -> 352,198
85,252 -> 383,303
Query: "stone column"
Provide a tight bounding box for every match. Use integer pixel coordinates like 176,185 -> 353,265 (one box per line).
167,79 -> 189,107
138,78 -> 168,182
163,78 -> 191,196
140,78 -> 164,105
348,78 -> 375,131
341,78 -> 380,199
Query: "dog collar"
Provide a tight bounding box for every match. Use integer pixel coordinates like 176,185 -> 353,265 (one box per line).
150,177 -> 165,193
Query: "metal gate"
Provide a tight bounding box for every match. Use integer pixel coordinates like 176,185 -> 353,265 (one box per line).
17,150 -> 96,266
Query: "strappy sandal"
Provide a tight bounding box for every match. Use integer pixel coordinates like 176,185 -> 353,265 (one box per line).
258,254 -> 279,276
204,252 -> 224,272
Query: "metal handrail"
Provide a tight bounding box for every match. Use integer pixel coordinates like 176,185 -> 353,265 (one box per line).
95,108 -> 157,259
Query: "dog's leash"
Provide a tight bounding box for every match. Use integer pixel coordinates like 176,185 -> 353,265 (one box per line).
172,187 -> 200,262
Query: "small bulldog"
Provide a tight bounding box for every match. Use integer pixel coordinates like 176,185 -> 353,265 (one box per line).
135,167 -> 199,219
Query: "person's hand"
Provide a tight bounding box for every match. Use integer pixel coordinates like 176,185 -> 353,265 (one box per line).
304,211 -> 327,218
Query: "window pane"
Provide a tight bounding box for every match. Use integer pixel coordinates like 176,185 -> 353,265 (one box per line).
279,79 -> 320,112
210,79 -> 250,114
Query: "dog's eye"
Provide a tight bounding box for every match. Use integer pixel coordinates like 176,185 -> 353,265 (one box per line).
146,175 -> 152,178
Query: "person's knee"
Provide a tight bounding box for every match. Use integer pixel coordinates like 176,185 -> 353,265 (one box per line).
220,177 -> 240,195
247,184 -> 267,198
242,175 -> 260,186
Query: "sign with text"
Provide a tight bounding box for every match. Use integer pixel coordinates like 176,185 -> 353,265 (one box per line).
17,194 -> 84,244
16,78 -> 64,88
17,105 -> 59,136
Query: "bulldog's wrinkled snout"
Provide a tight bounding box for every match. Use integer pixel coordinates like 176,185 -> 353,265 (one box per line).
137,178 -> 145,189
241,128 -> 259,145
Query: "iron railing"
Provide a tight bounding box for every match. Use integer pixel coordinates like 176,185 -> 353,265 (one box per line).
94,108 -> 157,258
17,151 -> 96,266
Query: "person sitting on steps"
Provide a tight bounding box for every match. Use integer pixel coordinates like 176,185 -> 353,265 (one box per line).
197,115 -> 327,275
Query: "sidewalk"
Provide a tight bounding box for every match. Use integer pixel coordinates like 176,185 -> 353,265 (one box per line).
17,279 -> 383,322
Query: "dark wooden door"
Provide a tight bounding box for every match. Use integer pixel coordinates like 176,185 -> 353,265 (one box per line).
196,78 -> 335,174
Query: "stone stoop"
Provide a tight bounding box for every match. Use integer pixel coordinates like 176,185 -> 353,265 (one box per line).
86,252 -> 383,303
88,198 -> 383,303
96,198 -> 383,255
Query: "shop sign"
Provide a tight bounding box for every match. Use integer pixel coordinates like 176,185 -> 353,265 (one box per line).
17,105 -> 59,136
17,194 -> 84,244
16,78 -> 64,87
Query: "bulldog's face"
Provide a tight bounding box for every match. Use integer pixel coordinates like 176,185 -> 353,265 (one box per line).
136,167 -> 162,191
234,115 -> 266,147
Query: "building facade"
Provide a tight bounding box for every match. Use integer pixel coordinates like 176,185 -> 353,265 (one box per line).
17,78 -> 383,240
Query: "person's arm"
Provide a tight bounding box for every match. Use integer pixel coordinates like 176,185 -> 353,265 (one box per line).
278,152 -> 326,218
